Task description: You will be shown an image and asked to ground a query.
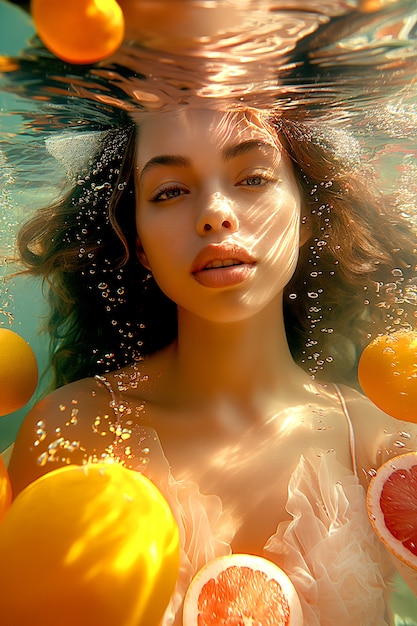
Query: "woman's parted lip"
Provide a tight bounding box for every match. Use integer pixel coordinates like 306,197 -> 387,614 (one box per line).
191,243 -> 256,274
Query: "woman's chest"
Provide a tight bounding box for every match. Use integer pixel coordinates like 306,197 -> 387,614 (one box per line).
127,401 -> 355,555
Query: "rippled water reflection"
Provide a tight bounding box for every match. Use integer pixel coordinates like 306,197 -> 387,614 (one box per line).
2,1 -> 417,114
0,1 -> 416,240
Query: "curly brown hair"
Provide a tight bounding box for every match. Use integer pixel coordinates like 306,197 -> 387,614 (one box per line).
17,116 -> 417,389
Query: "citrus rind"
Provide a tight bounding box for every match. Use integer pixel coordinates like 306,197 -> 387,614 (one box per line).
183,553 -> 304,625
367,451 -> 417,570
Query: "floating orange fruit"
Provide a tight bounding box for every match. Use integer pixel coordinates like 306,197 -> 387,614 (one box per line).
358,330 -> 417,422
367,452 -> 417,578
183,553 -> 303,626
0,462 -> 180,626
31,0 -> 125,64
0,454 -> 12,524
0,328 -> 38,416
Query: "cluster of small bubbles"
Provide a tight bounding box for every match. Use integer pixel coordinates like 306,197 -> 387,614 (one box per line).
65,407 -> 79,427
34,420 -> 47,447
37,437 -> 82,467
302,226 -> 337,379
0,275 -> 15,325
364,467 -> 377,480
400,430 -> 412,440
92,414 -> 111,436
109,423 -> 132,441
312,126 -> 363,171
392,153 -> 417,230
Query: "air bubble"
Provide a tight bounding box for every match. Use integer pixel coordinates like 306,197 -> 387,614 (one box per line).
37,452 -> 48,466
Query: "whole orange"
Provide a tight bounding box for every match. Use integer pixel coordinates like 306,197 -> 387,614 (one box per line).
358,330 -> 417,422
0,328 -> 38,416
0,462 -> 179,626
31,0 -> 125,64
0,454 -> 12,524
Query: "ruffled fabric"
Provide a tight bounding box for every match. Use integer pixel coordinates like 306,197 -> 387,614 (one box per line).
131,435 -> 233,626
160,473 -> 233,625
264,451 -> 394,626
143,435 -> 395,625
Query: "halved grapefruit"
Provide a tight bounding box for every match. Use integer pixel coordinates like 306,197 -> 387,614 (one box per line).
182,553 -> 303,626
367,452 -> 417,570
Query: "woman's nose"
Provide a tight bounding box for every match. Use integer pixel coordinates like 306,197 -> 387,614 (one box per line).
196,192 -> 239,236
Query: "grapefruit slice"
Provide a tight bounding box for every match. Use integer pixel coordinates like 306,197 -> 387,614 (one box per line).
367,452 -> 417,570
182,553 -> 303,626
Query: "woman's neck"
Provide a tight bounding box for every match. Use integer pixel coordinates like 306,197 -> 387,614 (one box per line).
164,295 -> 306,409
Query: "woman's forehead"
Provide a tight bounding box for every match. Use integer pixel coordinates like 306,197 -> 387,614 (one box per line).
135,108 -> 279,158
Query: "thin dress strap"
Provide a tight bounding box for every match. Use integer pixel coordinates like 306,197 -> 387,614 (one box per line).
333,383 -> 358,477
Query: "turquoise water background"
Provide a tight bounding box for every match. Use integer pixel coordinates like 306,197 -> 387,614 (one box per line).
0,1 -> 50,450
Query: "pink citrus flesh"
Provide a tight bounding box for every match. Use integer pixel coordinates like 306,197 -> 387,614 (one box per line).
367,452 -> 417,569
182,553 -> 303,626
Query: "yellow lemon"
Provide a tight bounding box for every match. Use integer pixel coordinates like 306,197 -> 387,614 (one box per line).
358,330 -> 417,422
0,328 -> 38,416
31,0 -> 125,64
0,462 -> 179,626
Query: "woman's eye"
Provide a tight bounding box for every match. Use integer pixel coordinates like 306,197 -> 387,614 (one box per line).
238,174 -> 274,188
151,186 -> 188,202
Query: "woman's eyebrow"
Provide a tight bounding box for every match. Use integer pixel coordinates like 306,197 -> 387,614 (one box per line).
139,155 -> 190,180
222,139 -> 279,162
139,140 -> 278,180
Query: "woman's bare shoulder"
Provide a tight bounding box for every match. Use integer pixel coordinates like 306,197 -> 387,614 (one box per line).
338,383 -> 417,472
8,376 -> 118,496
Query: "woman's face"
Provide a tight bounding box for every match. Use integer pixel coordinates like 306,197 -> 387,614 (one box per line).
135,108 -> 302,323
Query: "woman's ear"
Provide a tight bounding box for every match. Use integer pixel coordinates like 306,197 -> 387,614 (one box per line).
135,236 -> 151,270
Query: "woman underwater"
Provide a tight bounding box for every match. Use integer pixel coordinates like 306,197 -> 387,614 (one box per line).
7,103 -> 417,624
